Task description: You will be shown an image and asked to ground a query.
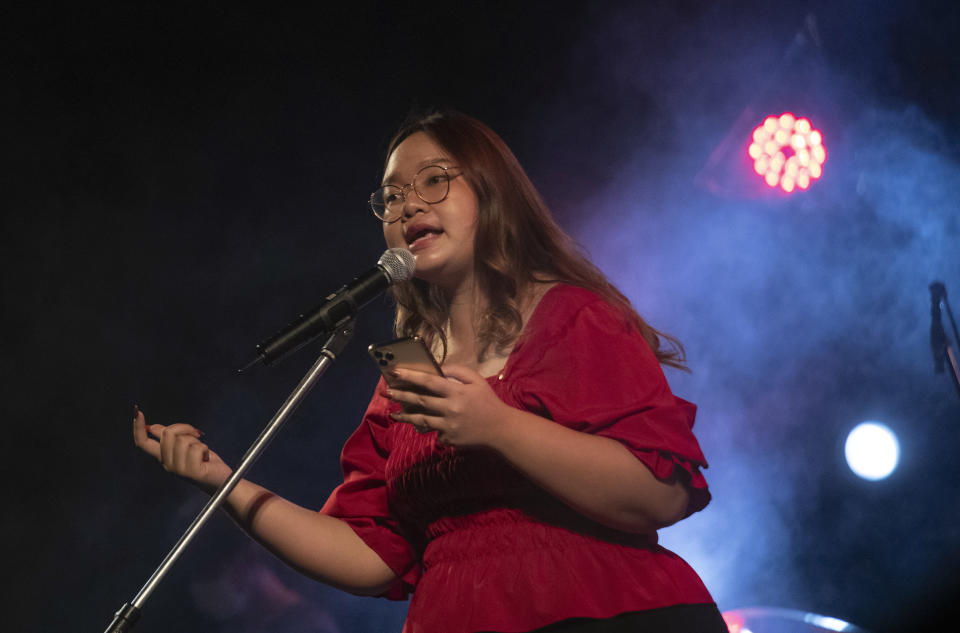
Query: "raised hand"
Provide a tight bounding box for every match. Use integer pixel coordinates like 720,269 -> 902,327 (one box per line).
384,364 -> 513,448
132,407 -> 232,494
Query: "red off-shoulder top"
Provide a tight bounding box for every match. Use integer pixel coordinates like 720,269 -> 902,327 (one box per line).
321,285 -> 716,633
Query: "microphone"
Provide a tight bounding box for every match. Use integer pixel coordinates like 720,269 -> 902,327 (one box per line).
245,248 -> 415,368
931,281 -> 947,373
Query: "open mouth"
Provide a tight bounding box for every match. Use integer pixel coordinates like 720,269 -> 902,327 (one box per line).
407,227 -> 443,248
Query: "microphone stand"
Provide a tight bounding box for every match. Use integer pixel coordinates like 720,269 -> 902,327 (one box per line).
104,323 -> 355,633
931,281 -> 960,399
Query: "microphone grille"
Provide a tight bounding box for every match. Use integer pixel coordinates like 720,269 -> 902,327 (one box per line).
378,248 -> 416,283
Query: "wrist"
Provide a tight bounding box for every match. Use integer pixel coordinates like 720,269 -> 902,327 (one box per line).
219,478 -> 265,521
484,404 -> 531,456
200,466 -> 232,494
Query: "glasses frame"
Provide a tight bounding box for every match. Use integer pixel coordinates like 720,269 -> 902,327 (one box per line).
369,164 -> 461,223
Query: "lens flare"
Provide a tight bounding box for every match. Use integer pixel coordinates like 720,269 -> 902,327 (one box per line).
747,113 -> 826,193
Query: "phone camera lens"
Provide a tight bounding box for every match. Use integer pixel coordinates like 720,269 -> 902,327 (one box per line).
385,352 -> 394,361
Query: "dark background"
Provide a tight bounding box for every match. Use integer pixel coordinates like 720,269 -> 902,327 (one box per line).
4,2 -> 960,632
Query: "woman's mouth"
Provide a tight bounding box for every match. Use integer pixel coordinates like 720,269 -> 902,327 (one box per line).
408,228 -> 443,252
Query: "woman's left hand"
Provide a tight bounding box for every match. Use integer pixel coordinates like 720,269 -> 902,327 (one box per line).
385,364 -> 511,448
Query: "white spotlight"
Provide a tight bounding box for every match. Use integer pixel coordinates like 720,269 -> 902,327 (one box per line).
845,421 -> 900,481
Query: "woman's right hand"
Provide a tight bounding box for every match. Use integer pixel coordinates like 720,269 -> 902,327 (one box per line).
131,407 -> 398,594
133,407 -> 232,494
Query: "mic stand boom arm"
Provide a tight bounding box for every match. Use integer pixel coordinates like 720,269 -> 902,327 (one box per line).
104,323 -> 355,633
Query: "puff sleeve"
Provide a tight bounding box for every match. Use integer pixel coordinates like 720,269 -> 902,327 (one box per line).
319,381 -> 421,599
511,290 -> 711,517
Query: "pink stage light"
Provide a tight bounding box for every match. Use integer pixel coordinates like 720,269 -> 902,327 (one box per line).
748,113 -> 826,193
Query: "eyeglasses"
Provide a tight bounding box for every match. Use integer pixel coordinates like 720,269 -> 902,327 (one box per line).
369,164 -> 461,223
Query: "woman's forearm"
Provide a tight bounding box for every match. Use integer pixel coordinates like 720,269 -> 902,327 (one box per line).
488,408 -> 690,533
134,414 -> 397,595
221,478 -> 398,595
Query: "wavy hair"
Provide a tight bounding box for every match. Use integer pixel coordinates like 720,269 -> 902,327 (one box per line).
384,110 -> 687,370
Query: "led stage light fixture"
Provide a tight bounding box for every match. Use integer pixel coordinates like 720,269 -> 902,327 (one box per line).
748,113 -> 826,193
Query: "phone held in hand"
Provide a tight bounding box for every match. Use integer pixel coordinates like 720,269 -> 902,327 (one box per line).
367,336 -> 444,391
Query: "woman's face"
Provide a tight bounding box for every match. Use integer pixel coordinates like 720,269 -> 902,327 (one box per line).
382,132 -> 479,288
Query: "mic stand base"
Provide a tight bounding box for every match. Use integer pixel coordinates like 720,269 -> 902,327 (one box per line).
104,324 -> 355,633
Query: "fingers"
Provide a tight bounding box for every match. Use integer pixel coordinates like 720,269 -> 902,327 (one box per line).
159,423 -> 206,471
130,408 -> 227,492
389,409 -> 441,434
391,368 -> 452,395
384,385 -> 444,415
133,411 -> 205,469
173,436 -> 210,473
132,407 -> 162,460
435,363 -> 481,384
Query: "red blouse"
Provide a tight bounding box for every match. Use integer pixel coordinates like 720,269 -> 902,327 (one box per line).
321,285 -> 716,633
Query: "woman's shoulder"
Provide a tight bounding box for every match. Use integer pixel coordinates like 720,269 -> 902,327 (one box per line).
522,283 -> 633,345
533,283 -> 620,323
536,282 -> 604,311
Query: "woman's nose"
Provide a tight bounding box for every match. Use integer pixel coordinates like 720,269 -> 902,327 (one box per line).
401,186 -> 426,218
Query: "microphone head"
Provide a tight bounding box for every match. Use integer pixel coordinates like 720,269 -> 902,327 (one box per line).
378,248 -> 416,283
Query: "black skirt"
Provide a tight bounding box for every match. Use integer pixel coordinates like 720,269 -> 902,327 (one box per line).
483,603 -> 730,633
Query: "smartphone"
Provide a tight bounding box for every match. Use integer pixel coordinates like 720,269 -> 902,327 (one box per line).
367,336 -> 445,391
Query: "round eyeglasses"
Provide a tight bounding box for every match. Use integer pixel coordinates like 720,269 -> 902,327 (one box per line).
369,164 -> 460,223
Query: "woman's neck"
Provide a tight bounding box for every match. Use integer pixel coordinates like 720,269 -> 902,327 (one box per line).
438,277 -> 554,368
443,278 -> 485,363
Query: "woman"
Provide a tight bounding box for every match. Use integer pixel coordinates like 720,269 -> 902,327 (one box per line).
134,111 -> 728,633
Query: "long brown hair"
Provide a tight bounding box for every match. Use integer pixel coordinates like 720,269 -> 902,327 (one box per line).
384,110 -> 687,370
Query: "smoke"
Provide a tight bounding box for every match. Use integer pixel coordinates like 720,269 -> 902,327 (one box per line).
35,4 -> 957,633
522,2 -> 960,623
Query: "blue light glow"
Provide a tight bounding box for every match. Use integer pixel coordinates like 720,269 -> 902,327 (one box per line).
804,612 -> 856,631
